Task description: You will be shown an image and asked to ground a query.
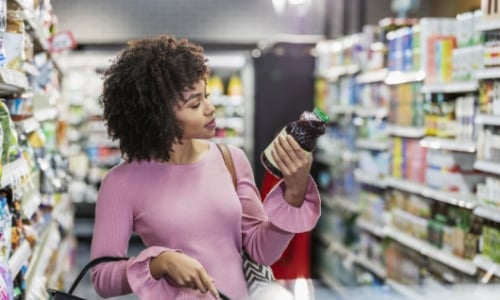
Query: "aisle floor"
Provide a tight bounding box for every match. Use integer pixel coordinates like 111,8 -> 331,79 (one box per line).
72,240 -> 340,300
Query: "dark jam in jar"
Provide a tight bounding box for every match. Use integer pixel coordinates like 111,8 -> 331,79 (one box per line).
261,107 -> 328,178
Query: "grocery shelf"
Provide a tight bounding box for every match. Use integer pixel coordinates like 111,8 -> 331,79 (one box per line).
319,64 -> 360,82
419,137 -> 476,153
14,117 -> 41,134
315,150 -> 358,166
420,81 -> 479,94
211,136 -> 245,148
321,193 -> 359,213
386,125 -> 425,138
318,231 -> 387,279
385,280 -> 422,300
384,226 -> 477,275
8,241 -> 32,278
356,218 -> 385,238
473,204 -> 500,223
0,68 -> 29,96
475,67 -> 500,80
386,177 -> 477,209
474,255 -> 500,279
317,269 -> 349,299
474,160 -> 500,176
330,105 -> 355,115
355,107 -> 388,118
26,222 -> 60,294
384,70 -> 425,85
353,169 -> 388,189
355,68 -> 388,84
356,255 -> 387,279
22,192 -> 41,220
34,107 -> 59,122
355,139 -> 390,151
211,95 -> 244,106
476,114 -> 500,126
476,18 -> 500,32
2,157 -> 31,188
48,237 -> 71,287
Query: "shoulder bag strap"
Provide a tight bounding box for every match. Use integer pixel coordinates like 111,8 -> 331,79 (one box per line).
216,143 -> 237,189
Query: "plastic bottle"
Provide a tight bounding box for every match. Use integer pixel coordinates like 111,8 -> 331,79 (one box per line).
261,107 -> 329,178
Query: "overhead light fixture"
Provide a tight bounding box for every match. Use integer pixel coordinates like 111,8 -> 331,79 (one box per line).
272,0 -> 286,15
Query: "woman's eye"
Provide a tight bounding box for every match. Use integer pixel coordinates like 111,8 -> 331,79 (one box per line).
191,103 -> 201,109
204,93 -> 211,99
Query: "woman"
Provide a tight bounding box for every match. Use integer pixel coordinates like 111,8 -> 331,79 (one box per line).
90,34 -> 321,300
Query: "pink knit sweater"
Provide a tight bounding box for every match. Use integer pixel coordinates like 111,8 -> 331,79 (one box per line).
90,142 -> 321,299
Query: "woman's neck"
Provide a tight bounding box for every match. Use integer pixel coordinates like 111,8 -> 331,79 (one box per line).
168,139 -> 208,165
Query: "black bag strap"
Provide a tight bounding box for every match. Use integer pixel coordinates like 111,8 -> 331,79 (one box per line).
68,256 -> 128,294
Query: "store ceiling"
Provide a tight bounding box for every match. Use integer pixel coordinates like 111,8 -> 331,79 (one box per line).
50,0 -> 326,46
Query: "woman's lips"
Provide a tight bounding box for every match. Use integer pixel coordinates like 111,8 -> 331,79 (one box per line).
205,119 -> 216,129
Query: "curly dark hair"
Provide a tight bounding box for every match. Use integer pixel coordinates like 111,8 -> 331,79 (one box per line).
100,34 -> 209,162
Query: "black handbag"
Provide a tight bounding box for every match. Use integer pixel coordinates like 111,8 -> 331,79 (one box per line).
47,256 -> 231,300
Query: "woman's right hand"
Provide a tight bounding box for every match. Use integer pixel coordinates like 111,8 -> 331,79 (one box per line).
150,251 -> 220,299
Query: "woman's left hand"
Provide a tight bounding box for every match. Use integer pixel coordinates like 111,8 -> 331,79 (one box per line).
271,134 -> 313,207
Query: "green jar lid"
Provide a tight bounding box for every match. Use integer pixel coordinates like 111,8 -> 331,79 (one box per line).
313,107 -> 329,123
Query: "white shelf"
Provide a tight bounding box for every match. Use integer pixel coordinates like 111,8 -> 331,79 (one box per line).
476,18 -> 500,32
318,231 -> 386,278
353,169 -> 388,189
474,255 -> 500,278
330,105 -> 355,115
386,177 -> 477,209
386,280 -> 422,300
384,226 -> 477,275
355,68 -> 388,84
14,117 -> 41,134
8,240 -> 32,278
317,269 -> 349,299
474,160 -> 500,176
0,68 -> 29,96
321,193 -> 359,213
26,222 -> 60,293
420,137 -> 476,153
211,95 -> 244,106
355,139 -> 389,151
319,64 -> 360,82
355,107 -> 388,118
22,192 -> 41,220
473,204 -> 500,223
475,114 -> 500,126
315,150 -> 358,166
421,81 -> 479,94
356,255 -> 387,279
384,70 -> 425,85
34,107 -> 59,122
386,125 -> 426,138
356,218 -> 385,238
475,67 -> 500,80
2,157 -> 31,188
211,136 -> 245,148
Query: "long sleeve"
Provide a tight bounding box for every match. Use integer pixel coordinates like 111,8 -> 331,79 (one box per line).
90,172 -> 134,297
229,146 -> 321,266
90,170 -> 177,298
